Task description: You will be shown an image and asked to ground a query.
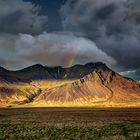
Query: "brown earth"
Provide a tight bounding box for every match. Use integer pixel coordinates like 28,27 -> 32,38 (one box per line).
0,108 -> 140,125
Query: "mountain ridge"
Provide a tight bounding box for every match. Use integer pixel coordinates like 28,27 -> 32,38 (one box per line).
0,62 -> 108,82
32,64 -> 140,107
0,62 -> 140,107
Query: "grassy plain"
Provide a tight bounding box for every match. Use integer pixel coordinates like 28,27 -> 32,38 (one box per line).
0,108 -> 140,140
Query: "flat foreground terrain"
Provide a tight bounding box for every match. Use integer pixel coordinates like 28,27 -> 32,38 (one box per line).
0,108 -> 140,140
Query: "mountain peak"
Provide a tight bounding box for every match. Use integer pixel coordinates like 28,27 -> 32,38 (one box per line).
0,62 -> 132,82
20,64 -> 45,71
0,62 -> 140,107
85,62 -> 105,66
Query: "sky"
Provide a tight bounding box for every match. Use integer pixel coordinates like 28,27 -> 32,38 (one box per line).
0,0 -> 140,81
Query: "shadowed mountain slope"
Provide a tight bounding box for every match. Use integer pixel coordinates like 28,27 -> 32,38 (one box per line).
0,63 -> 104,82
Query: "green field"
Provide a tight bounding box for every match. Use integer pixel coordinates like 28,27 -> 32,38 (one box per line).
0,108 -> 140,140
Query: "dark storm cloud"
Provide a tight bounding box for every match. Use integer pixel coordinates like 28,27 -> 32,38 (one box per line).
0,0 -> 117,70
0,59 -> 6,66
60,0 -> 140,70
95,3 -> 116,20
0,0 -> 47,34
24,0 -> 66,31
0,0 -> 139,81
0,32 -> 116,70
120,69 -> 140,81
0,33 -> 23,69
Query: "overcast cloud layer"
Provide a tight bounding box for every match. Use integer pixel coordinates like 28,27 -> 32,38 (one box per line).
0,0 -> 116,70
0,32 -> 116,70
60,0 -> 140,70
0,0 -> 48,34
0,0 -> 140,80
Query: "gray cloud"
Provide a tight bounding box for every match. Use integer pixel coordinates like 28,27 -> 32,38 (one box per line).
60,0 -> 140,70
0,33 -> 26,69
0,0 -> 47,34
0,32 -> 116,70
119,69 -> 140,81
0,0 -> 140,81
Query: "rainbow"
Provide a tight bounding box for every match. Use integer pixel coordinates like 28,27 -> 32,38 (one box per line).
64,47 -> 77,79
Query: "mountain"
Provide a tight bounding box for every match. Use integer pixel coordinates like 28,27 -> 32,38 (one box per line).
0,62 -> 105,82
0,63 -> 140,107
32,64 -> 140,107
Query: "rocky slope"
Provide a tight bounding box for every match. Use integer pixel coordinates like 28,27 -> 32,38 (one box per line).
32,64 -> 140,107
0,63 -> 140,107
